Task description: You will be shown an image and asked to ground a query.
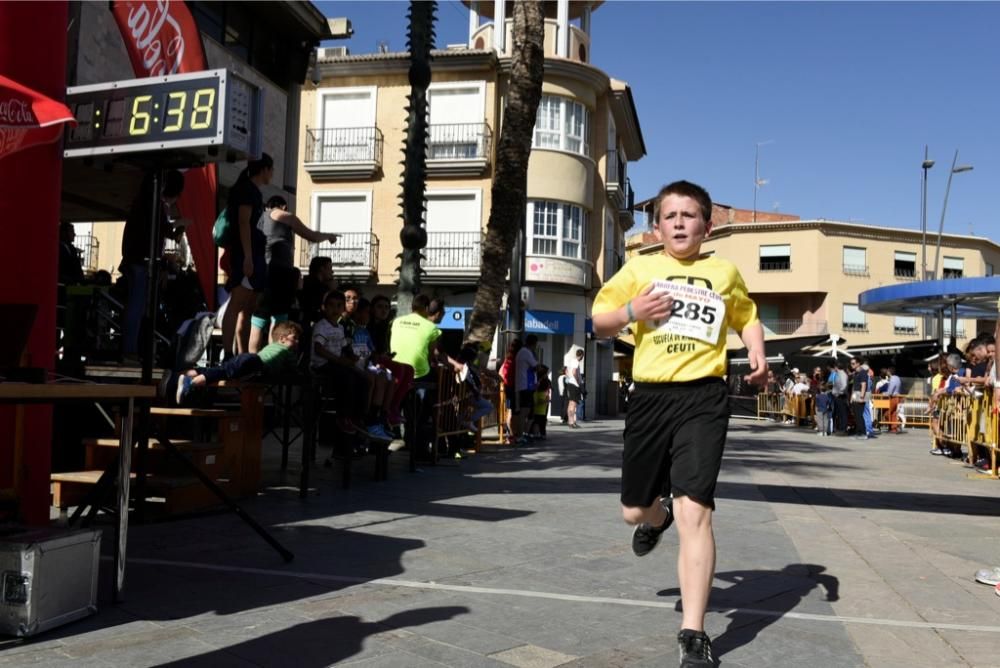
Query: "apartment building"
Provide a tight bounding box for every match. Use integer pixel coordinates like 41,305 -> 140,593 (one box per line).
297,0 -> 645,415
630,217 -> 1000,350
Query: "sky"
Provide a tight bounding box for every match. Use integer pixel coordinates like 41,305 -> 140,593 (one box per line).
316,1 -> 1000,240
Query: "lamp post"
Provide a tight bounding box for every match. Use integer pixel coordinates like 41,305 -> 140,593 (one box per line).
920,147 -> 934,280
931,150 -> 973,279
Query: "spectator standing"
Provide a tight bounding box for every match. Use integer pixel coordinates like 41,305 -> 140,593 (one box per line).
513,334 -> 540,445
120,169 -> 188,360
531,365 -> 551,439
815,383 -> 834,436
248,195 -> 337,352
830,361 -> 849,434
221,154 -> 274,357
885,366 -> 902,432
563,346 -> 584,429
849,358 -> 874,439
299,256 -> 335,332
499,339 -> 522,443
58,221 -> 84,285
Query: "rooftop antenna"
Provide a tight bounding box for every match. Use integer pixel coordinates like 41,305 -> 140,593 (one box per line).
753,140 -> 773,223
377,40 -> 390,54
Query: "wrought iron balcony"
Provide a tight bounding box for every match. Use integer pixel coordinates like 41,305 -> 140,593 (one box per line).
842,264 -> 869,277
422,231 -> 482,282
426,122 -> 492,176
75,233 -> 99,273
842,321 -> 869,333
761,319 -> 829,336
759,260 -> 791,272
299,232 -> 379,278
605,150 -> 628,208
304,127 -> 383,179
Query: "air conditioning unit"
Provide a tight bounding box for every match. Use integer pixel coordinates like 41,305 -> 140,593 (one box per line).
317,46 -> 349,59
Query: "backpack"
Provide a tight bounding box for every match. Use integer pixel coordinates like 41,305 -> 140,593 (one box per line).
212,210 -> 230,247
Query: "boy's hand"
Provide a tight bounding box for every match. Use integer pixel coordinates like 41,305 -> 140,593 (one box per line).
744,348 -> 768,387
631,283 -> 673,321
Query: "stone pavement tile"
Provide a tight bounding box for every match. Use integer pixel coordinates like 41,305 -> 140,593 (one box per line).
0,647 -> 90,667
387,634 -> 511,667
938,629 -> 1000,667
488,643 -> 579,668
58,625 -> 222,667
337,650 -> 470,667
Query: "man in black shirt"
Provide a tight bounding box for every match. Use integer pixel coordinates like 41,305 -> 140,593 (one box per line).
120,170 -> 187,359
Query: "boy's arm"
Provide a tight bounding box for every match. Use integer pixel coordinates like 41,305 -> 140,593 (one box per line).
273,209 -> 338,244
739,321 -> 768,386
592,283 -> 673,337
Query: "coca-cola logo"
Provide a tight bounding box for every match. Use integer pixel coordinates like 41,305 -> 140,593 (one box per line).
0,99 -> 34,127
120,1 -> 187,76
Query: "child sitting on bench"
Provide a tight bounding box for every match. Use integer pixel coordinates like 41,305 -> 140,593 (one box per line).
175,321 -> 302,404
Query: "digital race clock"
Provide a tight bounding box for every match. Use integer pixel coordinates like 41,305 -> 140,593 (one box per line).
63,69 -> 262,163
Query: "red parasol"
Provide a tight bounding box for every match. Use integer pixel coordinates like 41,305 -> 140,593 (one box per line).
0,74 -> 75,161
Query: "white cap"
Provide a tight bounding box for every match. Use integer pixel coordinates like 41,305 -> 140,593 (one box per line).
791,368 -> 800,374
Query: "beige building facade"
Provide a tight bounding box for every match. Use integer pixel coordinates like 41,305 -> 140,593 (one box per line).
633,219 -> 1000,351
297,0 -> 645,415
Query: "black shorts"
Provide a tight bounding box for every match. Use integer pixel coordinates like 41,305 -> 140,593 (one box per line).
565,384 -> 582,402
621,378 -> 729,510
517,389 -> 534,412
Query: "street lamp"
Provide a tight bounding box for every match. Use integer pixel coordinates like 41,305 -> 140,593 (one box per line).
931,149 -> 973,279
920,147 -> 934,280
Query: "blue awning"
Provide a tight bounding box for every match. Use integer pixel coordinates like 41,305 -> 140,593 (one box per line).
858,277 -> 1000,318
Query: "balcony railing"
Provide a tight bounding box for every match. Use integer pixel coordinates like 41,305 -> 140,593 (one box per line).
761,319 -> 829,336
305,127 -> 383,178
423,231 -> 482,271
894,267 -> 918,280
759,260 -> 791,272
842,264 -> 869,277
605,150 -> 629,209
76,233 -> 99,273
428,123 -> 491,160
299,232 -> 379,275
894,325 -> 919,336
842,321 -> 869,333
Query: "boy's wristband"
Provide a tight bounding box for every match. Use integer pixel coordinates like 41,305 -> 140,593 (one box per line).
625,300 -> 635,322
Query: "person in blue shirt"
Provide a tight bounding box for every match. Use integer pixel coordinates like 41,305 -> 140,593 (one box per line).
814,383 -> 834,436
884,366 -> 902,433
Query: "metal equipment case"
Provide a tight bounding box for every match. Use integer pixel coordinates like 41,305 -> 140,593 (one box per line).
0,528 -> 101,637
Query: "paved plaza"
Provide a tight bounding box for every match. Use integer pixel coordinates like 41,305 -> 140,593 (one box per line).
2,418 -> 1000,667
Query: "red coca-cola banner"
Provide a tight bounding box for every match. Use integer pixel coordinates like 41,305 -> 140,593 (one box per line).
0,74 -> 76,161
111,0 -> 218,308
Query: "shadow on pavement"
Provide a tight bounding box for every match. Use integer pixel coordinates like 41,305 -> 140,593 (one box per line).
658,564 -> 839,659
151,606 -> 469,667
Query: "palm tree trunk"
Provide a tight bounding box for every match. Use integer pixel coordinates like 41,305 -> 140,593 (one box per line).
464,0 -> 544,352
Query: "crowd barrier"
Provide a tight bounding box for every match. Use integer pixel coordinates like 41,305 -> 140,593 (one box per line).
937,390 -> 999,477
756,390 -> 998,477
756,392 -> 933,430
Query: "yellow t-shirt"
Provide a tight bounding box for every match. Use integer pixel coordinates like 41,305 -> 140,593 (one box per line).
593,253 -> 758,382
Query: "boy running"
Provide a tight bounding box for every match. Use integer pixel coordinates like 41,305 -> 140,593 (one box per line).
592,181 -> 767,667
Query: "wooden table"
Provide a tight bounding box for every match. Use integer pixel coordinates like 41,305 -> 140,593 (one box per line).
0,382 -> 156,601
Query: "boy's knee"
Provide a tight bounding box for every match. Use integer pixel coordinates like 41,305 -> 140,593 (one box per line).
621,505 -> 644,525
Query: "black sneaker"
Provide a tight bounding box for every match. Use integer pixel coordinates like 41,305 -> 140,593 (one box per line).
631,496 -> 673,557
678,629 -> 715,667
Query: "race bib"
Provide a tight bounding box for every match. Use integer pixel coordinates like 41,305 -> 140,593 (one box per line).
646,280 -> 727,344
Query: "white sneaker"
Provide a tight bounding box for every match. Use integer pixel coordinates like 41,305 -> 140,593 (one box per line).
975,567 -> 1000,586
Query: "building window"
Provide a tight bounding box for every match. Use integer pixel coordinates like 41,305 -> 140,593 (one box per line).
943,256 -> 964,279
894,251 -> 917,278
424,190 -> 483,268
527,200 -> 588,260
943,321 -> 966,339
759,244 -> 790,271
842,246 -> 868,276
987,263 -> 994,277
427,82 -> 487,159
532,95 -> 590,156
310,191 -> 375,269
894,316 -> 918,335
842,303 -> 867,332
